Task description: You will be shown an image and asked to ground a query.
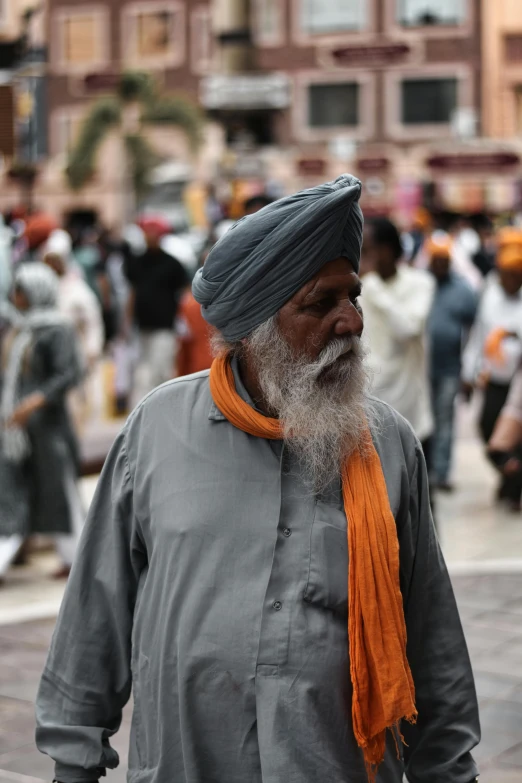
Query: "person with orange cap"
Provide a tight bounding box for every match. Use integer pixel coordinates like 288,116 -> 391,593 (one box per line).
462,227 -> 522,509
426,233 -> 477,492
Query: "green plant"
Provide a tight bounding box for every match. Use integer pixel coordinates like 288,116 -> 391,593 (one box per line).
66,70 -> 204,200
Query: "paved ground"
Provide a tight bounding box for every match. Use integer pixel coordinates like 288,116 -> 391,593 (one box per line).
0,401 -> 521,781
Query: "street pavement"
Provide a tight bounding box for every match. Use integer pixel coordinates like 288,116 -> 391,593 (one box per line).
0,401 -> 521,782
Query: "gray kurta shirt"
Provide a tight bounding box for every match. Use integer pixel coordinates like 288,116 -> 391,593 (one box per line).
36,362 -> 480,783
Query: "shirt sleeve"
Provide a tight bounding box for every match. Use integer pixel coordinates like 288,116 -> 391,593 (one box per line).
35,429 -> 147,783
123,251 -> 138,285
461,296 -> 486,383
503,366 -> 522,423
75,285 -> 105,362
462,286 -> 478,327
168,256 -> 189,290
362,272 -> 434,341
401,443 -> 480,783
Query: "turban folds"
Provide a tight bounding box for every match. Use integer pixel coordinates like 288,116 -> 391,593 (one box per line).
424,231 -> 453,259
192,174 -> 364,341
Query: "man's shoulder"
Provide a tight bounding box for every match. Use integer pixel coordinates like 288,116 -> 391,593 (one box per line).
451,273 -> 475,295
123,371 -> 212,459
134,370 -> 211,412
400,264 -> 434,289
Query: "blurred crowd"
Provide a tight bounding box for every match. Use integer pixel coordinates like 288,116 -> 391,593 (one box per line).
0,191 -> 522,584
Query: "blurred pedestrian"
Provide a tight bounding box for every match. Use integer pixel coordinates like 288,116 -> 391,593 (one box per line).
426,233 -> 477,491
43,229 -> 104,430
124,219 -> 188,402
243,194 -> 273,216
488,364 -> 522,506
462,228 -> 522,509
414,216 -> 483,292
43,230 -> 104,369
404,207 -> 432,264
176,290 -> 213,377
360,217 -> 435,464
23,212 -> 58,262
72,227 -> 104,299
0,214 -> 12,302
0,264 -> 84,582
471,215 -> 496,278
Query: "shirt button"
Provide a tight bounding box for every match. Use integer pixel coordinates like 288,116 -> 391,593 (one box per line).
272,600 -> 283,611
283,528 -> 292,537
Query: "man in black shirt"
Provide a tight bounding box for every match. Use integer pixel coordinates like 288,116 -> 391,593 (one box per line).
124,222 -> 188,401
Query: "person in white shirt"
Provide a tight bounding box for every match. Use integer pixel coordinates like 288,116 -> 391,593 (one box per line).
43,230 -> 104,429
413,223 -> 483,293
360,217 -> 435,463
462,229 -> 522,509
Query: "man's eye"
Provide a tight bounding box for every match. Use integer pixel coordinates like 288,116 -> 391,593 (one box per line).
307,299 -> 331,313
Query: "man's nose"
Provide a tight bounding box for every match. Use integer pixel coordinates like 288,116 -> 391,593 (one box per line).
333,301 -> 363,338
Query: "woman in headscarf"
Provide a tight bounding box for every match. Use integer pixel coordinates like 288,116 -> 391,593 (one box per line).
43,229 -> 104,431
0,263 -> 85,582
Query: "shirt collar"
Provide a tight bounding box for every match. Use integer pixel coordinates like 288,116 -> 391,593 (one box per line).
207,355 -> 258,421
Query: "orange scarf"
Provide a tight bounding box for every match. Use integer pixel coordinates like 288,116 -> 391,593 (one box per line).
210,353 -> 417,779
484,327 -> 511,366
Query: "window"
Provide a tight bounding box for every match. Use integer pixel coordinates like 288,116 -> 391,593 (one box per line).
398,0 -> 465,27
254,0 -> 284,45
191,7 -> 214,73
63,14 -> 97,65
515,87 -> 522,135
54,110 -> 85,157
505,36 -> 522,64
54,8 -> 108,72
401,78 -> 457,125
308,82 -> 359,128
124,3 -> 184,66
136,10 -> 173,58
301,0 -> 366,35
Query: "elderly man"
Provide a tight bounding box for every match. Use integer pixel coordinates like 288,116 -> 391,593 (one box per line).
36,176 -> 479,783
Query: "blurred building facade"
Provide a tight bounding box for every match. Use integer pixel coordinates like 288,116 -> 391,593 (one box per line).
206,0 -> 487,220
0,2 -> 47,172
1,0 -> 522,225
482,0 -> 522,139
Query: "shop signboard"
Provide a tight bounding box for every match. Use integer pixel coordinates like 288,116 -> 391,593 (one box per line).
427,152 -> 520,172
297,158 -> 326,176
200,74 -> 290,110
84,73 -> 121,93
329,43 -> 411,68
357,157 -> 390,173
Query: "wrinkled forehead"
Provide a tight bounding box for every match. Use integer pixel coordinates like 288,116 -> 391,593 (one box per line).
298,256 -> 359,288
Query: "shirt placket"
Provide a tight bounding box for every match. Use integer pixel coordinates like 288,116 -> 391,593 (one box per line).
255,445 -> 316,670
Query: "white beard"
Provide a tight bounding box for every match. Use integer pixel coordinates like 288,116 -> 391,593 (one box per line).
244,317 -> 378,492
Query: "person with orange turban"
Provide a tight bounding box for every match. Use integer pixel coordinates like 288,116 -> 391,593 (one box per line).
426,232 -> 477,491
462,227 -> 522,509
35,176 -> 479,783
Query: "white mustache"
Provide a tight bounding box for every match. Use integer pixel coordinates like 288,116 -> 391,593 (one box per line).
318,336 -> 359,367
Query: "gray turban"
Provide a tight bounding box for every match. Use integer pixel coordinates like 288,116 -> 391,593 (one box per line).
192,174 -> 363,341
